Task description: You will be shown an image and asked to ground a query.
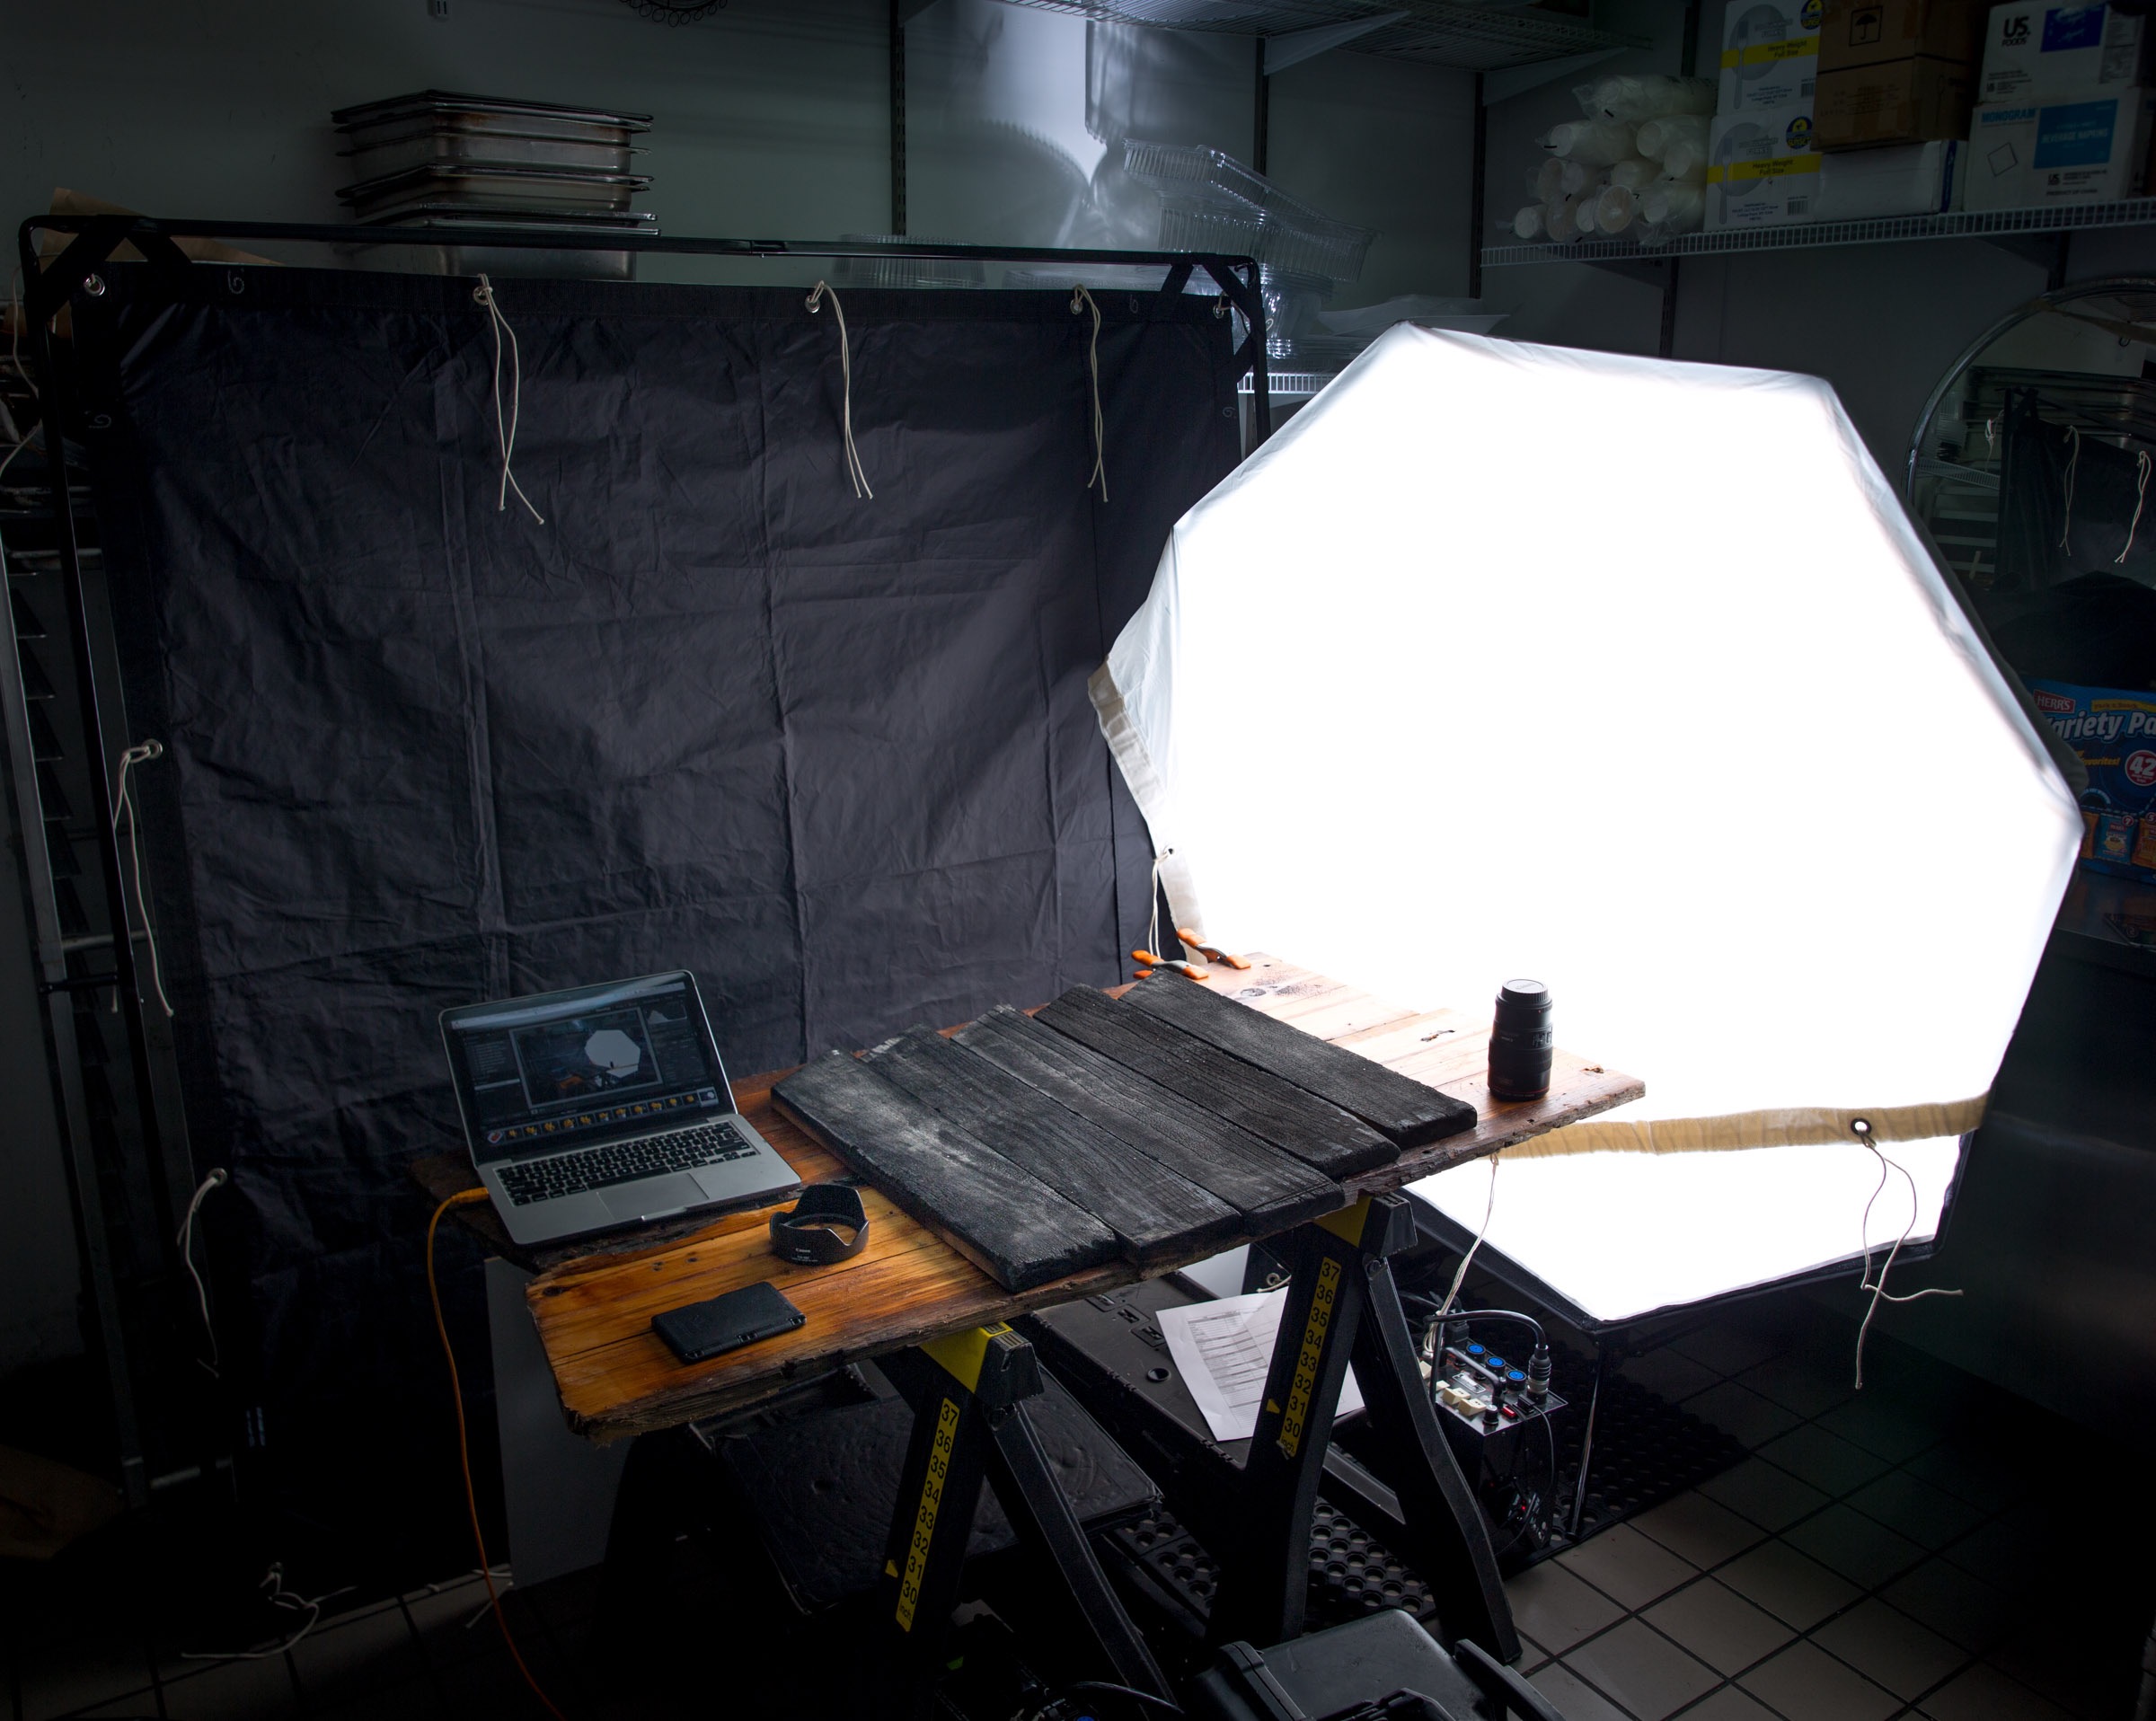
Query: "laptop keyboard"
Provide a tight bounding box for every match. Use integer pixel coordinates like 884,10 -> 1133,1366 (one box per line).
498,1121 -> 758,1207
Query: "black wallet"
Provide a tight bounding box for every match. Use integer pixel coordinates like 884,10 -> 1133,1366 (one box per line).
650,1281 -> 805,1364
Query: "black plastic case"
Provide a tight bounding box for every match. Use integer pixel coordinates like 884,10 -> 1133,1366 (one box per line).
651,1281 -> 805,1364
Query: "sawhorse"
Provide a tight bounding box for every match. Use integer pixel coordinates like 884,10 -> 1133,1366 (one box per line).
1212,1193 -> 1515,1655
1027,1192 -> 1518,1660
876,1324 -> 1172,1717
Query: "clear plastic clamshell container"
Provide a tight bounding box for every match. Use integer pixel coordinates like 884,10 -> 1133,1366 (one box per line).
1119,141 -> 1374,287
830,237 -> 988,291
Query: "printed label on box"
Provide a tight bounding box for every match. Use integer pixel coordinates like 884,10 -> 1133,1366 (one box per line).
2029,678 -> 2156,883
1966,91 -> 2152,204
2042,4 -> 2103,50
1982,0 -> 2145,101
1722,0 -> 1825,110
1706,105 -> 1822,224
2034,98 -> 2119,164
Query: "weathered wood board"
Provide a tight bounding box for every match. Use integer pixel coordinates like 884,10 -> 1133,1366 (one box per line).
1033,984 -> 1397,1178
519,954 -> 1644,1441
772,1052 -> 1118,1292
863,1026 -> 1242,1268
954,1004 -> 1342,1233
1123,969 -> 1478,1147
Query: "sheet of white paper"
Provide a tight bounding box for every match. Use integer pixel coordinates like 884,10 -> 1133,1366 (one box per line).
1156,1288 -> 1365,1443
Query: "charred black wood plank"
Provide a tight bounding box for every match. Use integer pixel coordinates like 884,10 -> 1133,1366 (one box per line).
864,1027 -> 1242,1269
772,1052 -> 1118,1292
952,1006 -> 1341,1235
1034,985 -> 1398,1177
1122,975 -> 1477,1148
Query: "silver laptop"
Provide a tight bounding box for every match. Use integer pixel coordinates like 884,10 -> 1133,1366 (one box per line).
440,971 -> 801,1247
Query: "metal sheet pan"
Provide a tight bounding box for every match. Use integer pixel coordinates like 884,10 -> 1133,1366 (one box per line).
340,163 -> 653,218
342,131 -> 641,176
331,87 -> 650,139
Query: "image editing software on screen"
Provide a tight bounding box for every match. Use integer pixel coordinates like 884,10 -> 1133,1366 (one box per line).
455,980 -> 723,1159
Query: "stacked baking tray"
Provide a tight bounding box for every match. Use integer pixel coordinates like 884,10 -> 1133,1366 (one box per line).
331,90 -> 656,278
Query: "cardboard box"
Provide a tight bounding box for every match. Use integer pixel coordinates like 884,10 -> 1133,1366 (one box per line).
1965,89 -> 2155,206
1706,106 -> 1823,225
1815,57 -> 1975,144
1820,0 -> 1990,71
1815,137 -> 1962,212
1979,2 -> 2150,102
2028,679 -> 2156,884
1720,0 -> 1824,113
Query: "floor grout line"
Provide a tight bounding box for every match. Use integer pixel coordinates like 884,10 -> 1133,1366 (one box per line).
1524,1316 -> 2070,1721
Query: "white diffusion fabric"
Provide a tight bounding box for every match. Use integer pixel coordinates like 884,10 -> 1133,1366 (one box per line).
1096,329 -> 2081,1320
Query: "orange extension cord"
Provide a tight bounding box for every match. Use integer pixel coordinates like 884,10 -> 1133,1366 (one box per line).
427,1190 -> 570,1721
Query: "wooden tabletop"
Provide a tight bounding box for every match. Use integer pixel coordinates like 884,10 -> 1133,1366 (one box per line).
520,955 -> 1642,1443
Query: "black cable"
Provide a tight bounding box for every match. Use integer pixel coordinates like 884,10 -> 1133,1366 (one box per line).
1442,1309 -> 1546,1351
1060,1681 -> 1185,1717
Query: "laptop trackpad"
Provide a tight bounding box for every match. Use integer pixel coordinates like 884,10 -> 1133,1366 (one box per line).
602,1174 -> 706,1225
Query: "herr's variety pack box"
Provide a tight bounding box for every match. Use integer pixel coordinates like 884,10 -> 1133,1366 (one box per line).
1964,88 -> 2156,206
2028,679 -> 2156,881
1707,106 -> 1822,224
1978,0 -> 2151,102
1721,0 -> 1825,112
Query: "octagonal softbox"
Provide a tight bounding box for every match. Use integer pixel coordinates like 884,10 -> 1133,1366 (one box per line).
1092,327 -> 2081,1322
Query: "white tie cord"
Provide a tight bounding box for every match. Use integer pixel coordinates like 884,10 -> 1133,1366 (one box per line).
805,281 -> 873,500
115,739 -> 173,1019
2058,424 -> 2080,552
1071,286 -> 1108,502
2118,449 -> 2152,563
472,275 -> 543,525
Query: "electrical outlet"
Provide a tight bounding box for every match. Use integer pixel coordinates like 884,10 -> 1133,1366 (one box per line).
429,0 -> 449,17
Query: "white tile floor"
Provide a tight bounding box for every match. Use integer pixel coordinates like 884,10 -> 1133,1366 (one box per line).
6,1295 -> 2149,1719
1503,1301 -> 2144,1720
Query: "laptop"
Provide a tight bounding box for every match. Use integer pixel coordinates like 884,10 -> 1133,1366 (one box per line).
441,971 -> 802,1247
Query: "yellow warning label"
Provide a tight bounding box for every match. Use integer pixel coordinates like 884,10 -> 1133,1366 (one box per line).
921,1323 -> 1010,1393
895,1396 -> 962,1632
1277,1257 -> 1342,1459
1719,38 -> 1818,66
1318,1197 -> 1370,1245
1706,154 -> 1822,184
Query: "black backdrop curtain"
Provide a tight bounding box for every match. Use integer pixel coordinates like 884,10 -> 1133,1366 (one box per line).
73,265 -> 1238,1555
1993,387 -> 2156,593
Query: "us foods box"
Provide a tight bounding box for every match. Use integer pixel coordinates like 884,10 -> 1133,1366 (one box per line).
1721,0 -> 1825,113
1706,107 -> 1821,225
2029,678 -> 2156,881
1979,1 -> 2151,102
1965,90 -> 2155,206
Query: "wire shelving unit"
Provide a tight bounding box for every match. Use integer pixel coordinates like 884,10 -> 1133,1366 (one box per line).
1481,195 -> 2156,268
1002,0 -> 1647,73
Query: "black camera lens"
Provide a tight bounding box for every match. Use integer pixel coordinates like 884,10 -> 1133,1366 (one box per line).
1488,978 -> 1552,1099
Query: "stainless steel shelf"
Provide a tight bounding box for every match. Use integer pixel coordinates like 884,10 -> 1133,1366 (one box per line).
1001,0 -> 1647,73
1481,196 -> 2156,265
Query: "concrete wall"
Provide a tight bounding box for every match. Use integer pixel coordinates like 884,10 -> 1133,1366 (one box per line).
1,0 -> 891,245
1269,48 -> 1478,304
903,0 -> 1475,310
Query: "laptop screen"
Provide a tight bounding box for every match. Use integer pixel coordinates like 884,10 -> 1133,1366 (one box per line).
442,973 -> 730,1163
